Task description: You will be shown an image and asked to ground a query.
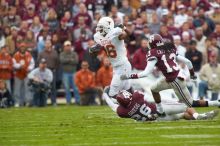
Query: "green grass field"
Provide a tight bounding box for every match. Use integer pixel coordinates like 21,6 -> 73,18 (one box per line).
0,106 -> 220,146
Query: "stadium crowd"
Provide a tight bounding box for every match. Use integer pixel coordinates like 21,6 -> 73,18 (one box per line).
0,0 -> 220,107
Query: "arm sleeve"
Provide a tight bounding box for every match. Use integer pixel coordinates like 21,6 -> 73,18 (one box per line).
46,69 -> 53,83
12,58 -> 21,69
176,55 -> 193,69
27,69 -> 36,79
137,59 -> 157,78
103,93 -> 119,112
28,58 -> 35,71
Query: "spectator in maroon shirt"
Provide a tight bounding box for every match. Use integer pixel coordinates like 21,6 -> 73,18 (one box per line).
132,38 -> 148,71
56,0 -> 72,19
63,11 -> 74,29
47,0 -> 56,9
148,11 -> 161,34
73,3 -> 92,27
22,4 -> 37,25
133,17 -> 144,37
160,25 -> 173,42
18,21 -> 29,38
56,17 -> 72,44
167,17 -> 180,36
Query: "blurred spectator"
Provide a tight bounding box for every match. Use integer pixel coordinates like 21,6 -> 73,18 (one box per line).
63,11 -> 74,29
193,27 -> 207,64
38,0 -> 49,22
159,25 -> 173,42
46,8 -> 59,33
193,7 -> 215,36
119,0 -> 132,16
38,39 -> 59,106
132,38 -> 148,70
56,0 -> 72,19
18,21 -> 29,37
109,5 -> 124,24
5,26 -> 19,55
0,46 -> 13,92
140,24 -> 151,40
167,17 -> 180,36
185,40 -> 203,72
73,3 -> 92,27
22,4 -> 37,25
133,17 -> 144,37
51,33 -> 62,54
0,28 -> 5,48
212,23 -> 220,48
75,60 -> 102,105
148,12 -> 160,34
199,51 -> 220,100
24,30 -> 37,60
28,58 -> 53,107
181,31 -> 191,48
36,24 -> 51,53
72,16 -> 93,41
83,39 -> 101,72
3,6 -> 21,28
124,22 -> 136,55
60,41 -> 80,105
0,0 -> 8,19
173,35 -> 186,57
0,79 -> 13,108
205,38 -> 218,63
156,0 -> 169,21
56,17 -> 72,44
211,4 -> 220,24
30,16 -> 43,38
174,4 -> 188,28
72,0 -> 81,17
96,57 -> 113,88
13,42 -> 35,107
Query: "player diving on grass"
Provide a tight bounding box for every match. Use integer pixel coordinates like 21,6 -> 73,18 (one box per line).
89,17 -> 132,98
120,34 -> 220,119
103,88 -> 219,121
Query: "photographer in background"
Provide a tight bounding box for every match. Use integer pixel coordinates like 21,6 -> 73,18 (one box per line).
28,58 -> 53,107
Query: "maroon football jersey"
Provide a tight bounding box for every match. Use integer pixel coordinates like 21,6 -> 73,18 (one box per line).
147,47 -> 179,82
117,91 -> 157,121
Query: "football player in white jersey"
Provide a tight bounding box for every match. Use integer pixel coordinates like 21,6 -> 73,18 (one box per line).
89,17 -> 132,98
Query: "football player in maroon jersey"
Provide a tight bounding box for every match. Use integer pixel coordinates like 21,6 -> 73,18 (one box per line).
103,89 -> 219,121
121,34 -> 220,118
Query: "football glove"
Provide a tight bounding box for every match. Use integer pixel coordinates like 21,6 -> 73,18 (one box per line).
115,23 -> 126,30
89,44 -> 102,55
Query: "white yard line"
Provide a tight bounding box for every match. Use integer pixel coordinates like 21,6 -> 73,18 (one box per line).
135,125 -> 220,130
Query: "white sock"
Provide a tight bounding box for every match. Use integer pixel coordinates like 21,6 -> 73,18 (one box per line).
156,103 -> 164,113
208,100 -> 219,107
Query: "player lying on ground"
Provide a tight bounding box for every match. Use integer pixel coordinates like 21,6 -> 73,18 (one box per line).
89,17 -> 132,98
103,88 -> 219,121
121,34 -> 220,118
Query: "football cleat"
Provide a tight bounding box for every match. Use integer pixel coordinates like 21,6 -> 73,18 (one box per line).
197,110 -> 219,120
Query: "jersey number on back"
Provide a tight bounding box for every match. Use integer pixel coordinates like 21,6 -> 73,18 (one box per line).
131,104 -> 151,121
105,44 -> 117,58
161,53 -> 179,73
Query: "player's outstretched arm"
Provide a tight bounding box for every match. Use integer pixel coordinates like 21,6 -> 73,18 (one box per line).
120,59 -> 157,80
103,93 -> 118,112
176,55 -> 197,79
89,44 -> 102,56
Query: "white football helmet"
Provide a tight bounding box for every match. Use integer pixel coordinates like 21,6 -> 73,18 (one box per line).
96,17 -> 114,36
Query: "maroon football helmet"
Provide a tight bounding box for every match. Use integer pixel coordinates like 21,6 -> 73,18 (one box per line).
148,34 -> 164,49
116,90 -> 132,107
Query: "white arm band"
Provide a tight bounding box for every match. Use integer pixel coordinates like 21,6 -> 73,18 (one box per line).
138,59 -> 157,78
176,55 -> 193,69
103,93 -> 118,112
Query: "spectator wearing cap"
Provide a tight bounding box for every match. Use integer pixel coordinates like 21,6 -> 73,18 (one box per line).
119,0 -> 132,16
46,8 -> 59,34
5,26 -> 19,55
60,40 -> 80,105
75,61 -> 102,105
132,38 -> 148,71
193,7 -> 215,36
199,51 -> 220,101
185,40 -> 203,72
2,6 -> 21,28
13,42 -> 35,107
28,58 -> 53,107
73,3 -> 92,27
38,39 -> 59,106
211,3 -> 220,24
174,4 -> 188,28
173,35 -> 186,57
0,46 -> 13,92
56,17 -> 72,44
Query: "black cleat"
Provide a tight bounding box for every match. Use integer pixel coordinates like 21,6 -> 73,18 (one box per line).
156,111 -> 166,117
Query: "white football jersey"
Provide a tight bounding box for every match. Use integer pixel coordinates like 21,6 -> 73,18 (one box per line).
94,27 -> 128,67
